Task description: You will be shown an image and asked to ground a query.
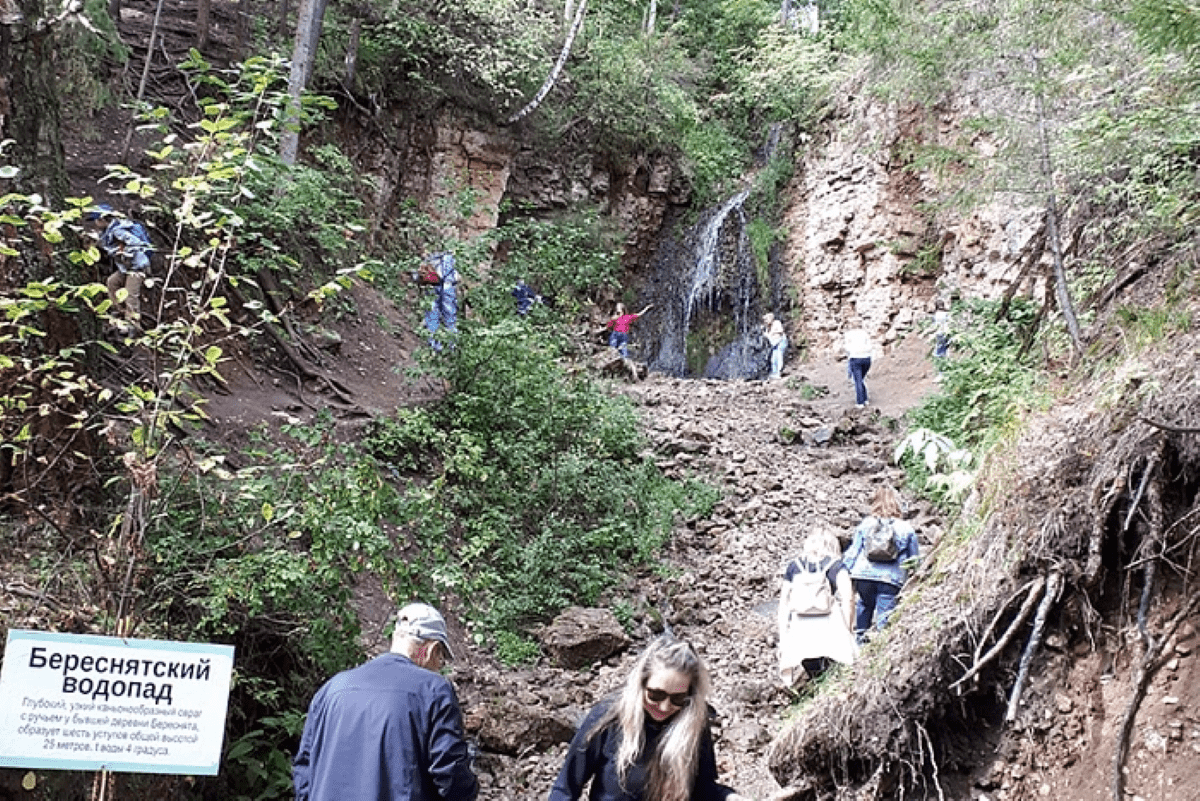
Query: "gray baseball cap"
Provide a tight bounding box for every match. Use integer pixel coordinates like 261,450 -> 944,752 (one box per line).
397,602 -> 455,660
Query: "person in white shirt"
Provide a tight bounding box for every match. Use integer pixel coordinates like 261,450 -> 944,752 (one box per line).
762,313 -> 787,380
843,323 -> 873,407
933,300 -> 951,359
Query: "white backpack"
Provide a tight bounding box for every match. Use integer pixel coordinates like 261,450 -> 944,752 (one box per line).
787,557 -> 834,616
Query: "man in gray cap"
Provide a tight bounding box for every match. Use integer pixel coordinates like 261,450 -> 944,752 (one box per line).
293,602 -> 478,801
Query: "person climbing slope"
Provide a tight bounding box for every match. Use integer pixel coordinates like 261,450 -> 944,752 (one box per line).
842,485 -> 920,642
548,635 -> 750,801
842,320 -> 874,407
86,204 -> 153,330
605,302 -> 653,359
777,527 -> 857,687
417,251 -> 459,350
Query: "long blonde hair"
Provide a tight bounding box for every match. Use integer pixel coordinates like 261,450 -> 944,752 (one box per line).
588,636 -> 711,801
801,527 -> 842,561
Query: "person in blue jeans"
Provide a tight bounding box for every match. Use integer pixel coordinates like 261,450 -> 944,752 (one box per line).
420,252 -> 459,350
843,485 -> 919,642
843,324 -> 873,407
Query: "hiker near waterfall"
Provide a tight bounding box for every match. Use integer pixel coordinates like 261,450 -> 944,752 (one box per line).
762,313 -> 787,380
605,302 -> 653,359
548,635 -> 750,801
842,485 -> 919,642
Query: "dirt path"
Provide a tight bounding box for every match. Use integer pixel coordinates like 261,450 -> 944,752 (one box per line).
465,334 -> 943,799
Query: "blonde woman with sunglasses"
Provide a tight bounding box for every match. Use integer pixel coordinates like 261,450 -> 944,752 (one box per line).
548,636 -> 749,801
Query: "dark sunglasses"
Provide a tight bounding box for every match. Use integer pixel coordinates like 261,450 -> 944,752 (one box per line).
644,687 -> 692,707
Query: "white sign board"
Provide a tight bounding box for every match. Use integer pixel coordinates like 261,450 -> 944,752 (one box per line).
0,629 -> 234,775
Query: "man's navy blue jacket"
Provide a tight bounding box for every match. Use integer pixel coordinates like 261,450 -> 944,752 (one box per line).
293,652 -> 478,801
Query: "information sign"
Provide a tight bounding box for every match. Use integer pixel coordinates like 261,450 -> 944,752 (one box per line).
0,629 -> 234,775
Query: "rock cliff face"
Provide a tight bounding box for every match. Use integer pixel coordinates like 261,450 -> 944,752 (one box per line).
355,108 -> 684,269
781,98 -> 1049,354
359,96 -> 1053,356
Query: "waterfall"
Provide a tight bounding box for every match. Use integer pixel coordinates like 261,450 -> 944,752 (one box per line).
641,189 -> 776,380
682,190 -> 750,341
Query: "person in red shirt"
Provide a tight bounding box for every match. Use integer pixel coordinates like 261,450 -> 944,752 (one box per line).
605,303 -> 653,358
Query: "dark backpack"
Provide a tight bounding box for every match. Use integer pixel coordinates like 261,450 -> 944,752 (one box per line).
863,517 -> 899,562
787,557 -> 834,616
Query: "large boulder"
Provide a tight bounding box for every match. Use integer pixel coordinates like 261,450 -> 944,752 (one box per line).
539,607 -> 630,669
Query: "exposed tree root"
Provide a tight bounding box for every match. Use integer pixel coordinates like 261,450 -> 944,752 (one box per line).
950,575 -> 1046,693
915,722 -> 945,801
1111,592 -> 1200,801
1005,570 -> 1063,722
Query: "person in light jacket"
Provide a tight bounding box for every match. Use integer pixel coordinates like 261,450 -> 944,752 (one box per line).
843,485 -> 919,641
842,321 -> 874,407
548,636 -> 749,801
763,313 -> 787,380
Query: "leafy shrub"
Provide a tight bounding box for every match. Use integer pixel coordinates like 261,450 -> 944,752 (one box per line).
903,299 -> 1049,498
369,318 -> 718,660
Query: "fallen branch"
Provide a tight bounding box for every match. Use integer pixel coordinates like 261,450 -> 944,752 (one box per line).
1005,570 -> 1063,722
951,575 -> 1046,693
1138,416 -> 1200,434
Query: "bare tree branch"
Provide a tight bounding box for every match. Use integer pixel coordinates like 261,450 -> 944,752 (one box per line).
506,0 -> 588,125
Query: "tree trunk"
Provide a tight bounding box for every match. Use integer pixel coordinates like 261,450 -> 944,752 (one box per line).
236,0 -> 251,61
278,0 -> 290,39
121,0 -> 166,164
644,0 -> 656,35
280,0 -> 329,165
1,0 -> 69,213
1032,57 -> 1083,355
344,17 -> 361,86
196,0 -> 211,49
507,0 -> 588,125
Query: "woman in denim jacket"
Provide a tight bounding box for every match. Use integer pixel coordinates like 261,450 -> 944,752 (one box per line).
843,485 -> 919,641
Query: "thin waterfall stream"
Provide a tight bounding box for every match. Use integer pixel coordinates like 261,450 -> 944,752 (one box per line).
640,189 -> 783,380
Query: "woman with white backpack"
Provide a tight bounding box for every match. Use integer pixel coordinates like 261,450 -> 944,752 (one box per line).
843,485 -> 920,643
777,527 -> 857,688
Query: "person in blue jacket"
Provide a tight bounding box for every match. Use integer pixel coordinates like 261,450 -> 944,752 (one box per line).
86,204 -> 153,329
548,635 -> 749,801
293,602 -> 477,801
420,251 -> 459,350
842,485 -> 920,642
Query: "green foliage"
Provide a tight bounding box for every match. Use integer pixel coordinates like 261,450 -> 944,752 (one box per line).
679,123 -> 749,205
733,25 -> 840,125
224,711 -> 305,801
1113,305 -> 1193,349
1123,0 -> 1200,55
492,207 -> 624,311
148,420 -> 414,675
368,320 -> 719,661
350,0 -> 553,109
905,300 -> 1049,494
56,1 -> 128,130
893,427 -> 974,503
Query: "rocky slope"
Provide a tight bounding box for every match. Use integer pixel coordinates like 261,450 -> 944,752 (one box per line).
445,335 -> 945,801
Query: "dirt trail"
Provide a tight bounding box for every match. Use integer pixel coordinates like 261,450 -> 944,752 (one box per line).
461,335 -> 943,799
